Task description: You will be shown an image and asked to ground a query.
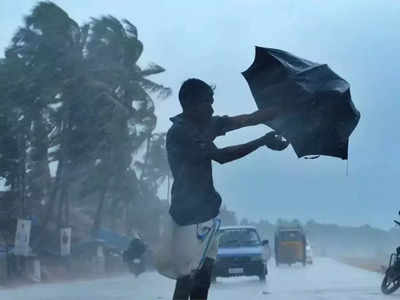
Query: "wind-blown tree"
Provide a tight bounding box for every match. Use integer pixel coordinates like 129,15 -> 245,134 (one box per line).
127,133 -> 171,241
0,18 -> 63,220
0,1 -> 171,247
0,59 -> 20,205
137,133 -> 170,194
82,16 -> 171,234
3,2 -> 91,243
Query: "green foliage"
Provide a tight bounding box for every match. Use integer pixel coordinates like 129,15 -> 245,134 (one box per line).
0,1 -> 171,244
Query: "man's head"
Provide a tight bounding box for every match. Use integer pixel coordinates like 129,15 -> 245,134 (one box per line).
179,78 -> 214,124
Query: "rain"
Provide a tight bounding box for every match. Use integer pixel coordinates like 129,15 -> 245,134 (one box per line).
0,1 -> 400,299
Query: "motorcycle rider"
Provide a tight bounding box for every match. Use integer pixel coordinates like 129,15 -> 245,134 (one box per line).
123,233 -> 147,275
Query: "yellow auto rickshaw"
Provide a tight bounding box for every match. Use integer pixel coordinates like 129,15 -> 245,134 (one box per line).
274,226 -> 306,266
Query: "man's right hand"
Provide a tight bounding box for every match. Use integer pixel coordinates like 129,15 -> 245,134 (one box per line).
248,103 -> 292,126
261,131 -> 290,151
220,103 -> 293,133
252,107 -> 279,123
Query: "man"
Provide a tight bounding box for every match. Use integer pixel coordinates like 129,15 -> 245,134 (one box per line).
166,78 -> 289,300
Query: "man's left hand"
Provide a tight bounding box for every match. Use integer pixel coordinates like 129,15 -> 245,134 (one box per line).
262,132 -> 290,151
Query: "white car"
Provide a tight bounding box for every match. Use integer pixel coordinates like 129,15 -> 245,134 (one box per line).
213,226 -> 269,281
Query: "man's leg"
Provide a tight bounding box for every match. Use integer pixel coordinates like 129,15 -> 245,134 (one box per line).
190,258 -> 214,300
173,275 -> 192,300
190,219 -> 219,300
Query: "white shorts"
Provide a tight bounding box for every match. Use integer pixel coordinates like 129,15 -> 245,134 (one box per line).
154,216 -> 220,279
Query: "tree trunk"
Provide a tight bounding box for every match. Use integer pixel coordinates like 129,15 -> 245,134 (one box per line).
64,187 -> 70,226
34,101 -> 71,248
32,157 -> 63,248
57,186 -> 65,229
30,114 -> 52,221
17,132 -> 27,218
124,199 -> 131,235
32,119 -> 66,248
109,198 -> 122,231
140,135 -> 152,181
57,163 -> 70,229
92,179 -> 109,235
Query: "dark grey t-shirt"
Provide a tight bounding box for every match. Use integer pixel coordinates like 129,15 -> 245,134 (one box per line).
166,114 -> 230,226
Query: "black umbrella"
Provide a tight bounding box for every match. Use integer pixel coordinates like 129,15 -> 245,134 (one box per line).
242,46 -> 360,160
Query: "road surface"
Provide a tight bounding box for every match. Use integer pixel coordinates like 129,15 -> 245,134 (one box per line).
0,258 -> 392,300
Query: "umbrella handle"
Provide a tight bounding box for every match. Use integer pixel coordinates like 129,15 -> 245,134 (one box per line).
304,155 -> 320,160
274,133 -> 288,143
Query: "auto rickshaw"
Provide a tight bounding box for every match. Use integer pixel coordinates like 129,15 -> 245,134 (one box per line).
274,226 -> 306,266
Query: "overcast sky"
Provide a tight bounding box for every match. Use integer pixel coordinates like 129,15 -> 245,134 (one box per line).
1,0 -> 399,229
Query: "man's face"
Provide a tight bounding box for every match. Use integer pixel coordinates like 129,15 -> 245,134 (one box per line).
196,102 -> 214,123
189,93 -> 214,125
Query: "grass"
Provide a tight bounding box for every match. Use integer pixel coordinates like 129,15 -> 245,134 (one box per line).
338,257 -> 387,274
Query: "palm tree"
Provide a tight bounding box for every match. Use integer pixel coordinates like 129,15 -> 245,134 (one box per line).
137,133 -> 170,194
84,16 -> 171,234
127,132 -> 171,239
1,1 -> 171,247
5,2 -> 88,243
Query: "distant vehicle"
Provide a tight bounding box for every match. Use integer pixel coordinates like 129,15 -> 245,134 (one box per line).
274,225 -> 307,266
123,235 -> 147,276
381,211 -> 400,294
213,226 -> 268,282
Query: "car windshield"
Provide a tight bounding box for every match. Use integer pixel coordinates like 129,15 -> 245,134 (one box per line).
278,230 -> 303,242
218,229 -> 261,247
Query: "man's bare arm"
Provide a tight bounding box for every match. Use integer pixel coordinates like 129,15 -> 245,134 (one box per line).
211,137 -> 265,165
224,107 -> 281,132
210,131 -> 289,164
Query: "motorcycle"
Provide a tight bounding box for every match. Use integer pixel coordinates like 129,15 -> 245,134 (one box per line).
381,212 -> 400,294
123,237 -> 147,277
128,258 -> 146,276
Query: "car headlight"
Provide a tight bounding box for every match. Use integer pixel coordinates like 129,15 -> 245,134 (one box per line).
250,254 -> 265,262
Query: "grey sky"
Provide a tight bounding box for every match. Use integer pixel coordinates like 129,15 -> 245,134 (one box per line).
1,0 -> 399,229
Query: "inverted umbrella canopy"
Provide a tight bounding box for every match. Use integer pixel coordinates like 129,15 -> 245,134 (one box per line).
242,46 -> 360,159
